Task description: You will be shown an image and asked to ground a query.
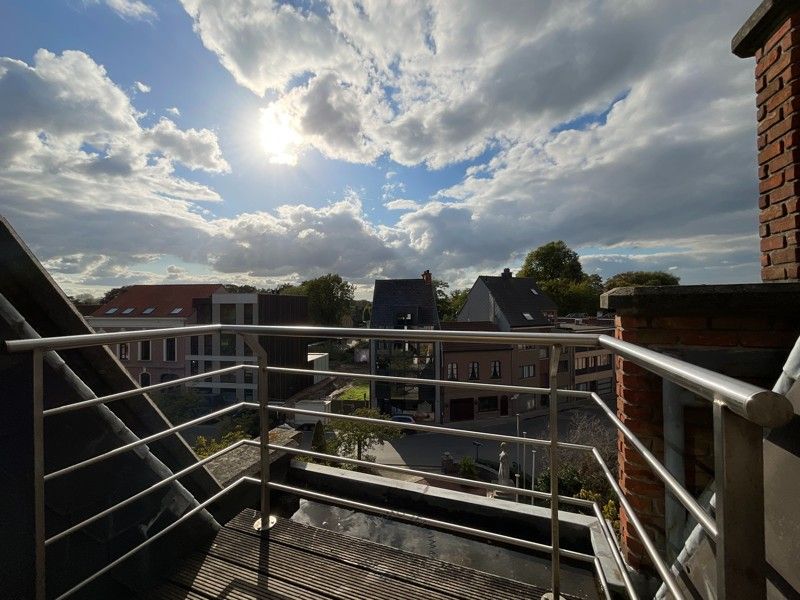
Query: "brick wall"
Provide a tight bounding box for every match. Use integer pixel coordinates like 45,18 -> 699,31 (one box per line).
604,285 -> 800,573
753,10 -> 800,281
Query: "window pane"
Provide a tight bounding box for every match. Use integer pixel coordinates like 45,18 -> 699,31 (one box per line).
165,337 -> 176,362
478,396 -> 498,412
119,343 -> 129,361
203,334 -> 213,355
244,304 -> 254,324
190,336 -> 199,355
140,340 -> 151,361
140,372 -> 150,387
220,333 -> 236,356
220,304 -> 237,324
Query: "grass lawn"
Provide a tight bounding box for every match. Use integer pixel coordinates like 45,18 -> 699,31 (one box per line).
338,381 -> 370,401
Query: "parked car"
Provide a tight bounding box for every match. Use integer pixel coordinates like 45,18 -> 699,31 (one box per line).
390,414 -> 416,434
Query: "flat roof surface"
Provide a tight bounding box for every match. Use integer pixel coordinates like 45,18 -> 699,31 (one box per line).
147,508 -> 583,599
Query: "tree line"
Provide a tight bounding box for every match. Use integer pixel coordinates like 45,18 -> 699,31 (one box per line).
74,241 -> 677,324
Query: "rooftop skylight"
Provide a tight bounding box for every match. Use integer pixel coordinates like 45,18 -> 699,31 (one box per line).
522,312 -> 534,320
105,307 -> 118,314
122,308 -> 134,314
170,307 -> 183,314
142,307 -> 155,314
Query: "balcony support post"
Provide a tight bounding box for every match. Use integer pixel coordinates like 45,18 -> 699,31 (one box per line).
241,334 -> 275,532
713,401 -> 766,599
33,349 -> 46,600
544,344 -> 564,600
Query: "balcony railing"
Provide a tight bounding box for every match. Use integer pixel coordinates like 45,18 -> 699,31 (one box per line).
6,324 -> 794,600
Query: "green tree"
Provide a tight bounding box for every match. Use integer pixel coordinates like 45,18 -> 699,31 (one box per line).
604,271 -> 680,291
447,288 -> 469,319
279,274 -> 355,325
518,241 -> 584,282
458,456 -> 477,480
330,408 -> 400,461
540,278 -> 600,315
432,280 -> 469,321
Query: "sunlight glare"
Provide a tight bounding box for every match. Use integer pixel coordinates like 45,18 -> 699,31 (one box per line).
259,106 -> 303,165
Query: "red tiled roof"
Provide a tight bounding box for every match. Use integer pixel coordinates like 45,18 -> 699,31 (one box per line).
91,284 -> 225,318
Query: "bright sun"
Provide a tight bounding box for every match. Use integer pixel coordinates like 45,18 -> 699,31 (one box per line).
259,106 -> 303,165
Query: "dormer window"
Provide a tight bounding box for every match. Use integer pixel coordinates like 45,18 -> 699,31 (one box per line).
170,307 -> 183,314
122,307 -> 134,314
143,307 -> 155,314
105,307 -> 118,314
522,312 -> 534,320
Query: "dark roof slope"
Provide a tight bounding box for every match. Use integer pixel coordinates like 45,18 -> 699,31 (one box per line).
479,275 -> 557,327
91,284 -> 225,318
0,217 -> 219,597
371,279 -> 440,329
440,321 -> 512,352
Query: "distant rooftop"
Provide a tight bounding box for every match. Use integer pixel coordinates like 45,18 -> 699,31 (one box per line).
90,284 -> 225,318
371,273 -> 440,329
477,270 -> 557,327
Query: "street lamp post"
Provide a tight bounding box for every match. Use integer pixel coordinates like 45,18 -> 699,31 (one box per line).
531,448 -> 537,502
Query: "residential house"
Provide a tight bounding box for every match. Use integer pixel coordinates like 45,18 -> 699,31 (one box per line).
87,286 -> 314,402
370,270 -> 440,421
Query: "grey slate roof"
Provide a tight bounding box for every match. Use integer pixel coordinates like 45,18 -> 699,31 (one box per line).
479,275 -> 557,327
371,279 -> 440,329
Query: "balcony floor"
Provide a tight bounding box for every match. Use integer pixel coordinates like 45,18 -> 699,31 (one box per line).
147,507 -> 579,599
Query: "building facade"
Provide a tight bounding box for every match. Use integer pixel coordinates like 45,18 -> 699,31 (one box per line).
369,271 -> 440,421
87,286 -> 314,403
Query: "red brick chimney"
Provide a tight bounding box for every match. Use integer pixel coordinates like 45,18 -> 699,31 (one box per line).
734,1 -> 800,281
421,269 -> 432,285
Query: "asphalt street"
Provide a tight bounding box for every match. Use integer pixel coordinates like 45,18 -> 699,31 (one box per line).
370,405 -> 612,478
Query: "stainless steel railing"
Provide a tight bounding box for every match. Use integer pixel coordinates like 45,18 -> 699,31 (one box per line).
6,324 -> 793,600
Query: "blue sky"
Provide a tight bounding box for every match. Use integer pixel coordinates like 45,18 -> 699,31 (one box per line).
0,1 -> 762,298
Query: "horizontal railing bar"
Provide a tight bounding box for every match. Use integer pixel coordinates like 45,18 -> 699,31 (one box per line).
253,477 -> 594,563
259,403 -> 595,451
261,364 -> 591,399
599,334 -> 792,428
589,393 -> 718,540
54,477 -> 247,600
255,441 -> 593,507
592,448 -> 685,600
45,439 -> 250,546
6,324 -> 224,352
6,324 -> 601,353
591,502 -> 638,600
44,403 -> 253,481
228,324 -> 603,346
44,365 -> 249,417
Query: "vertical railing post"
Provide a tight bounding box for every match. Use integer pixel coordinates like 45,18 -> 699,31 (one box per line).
544,344 -> 563,600
33,349 -> 46,600
713,400 -> 766,600
241,333 -> 275,532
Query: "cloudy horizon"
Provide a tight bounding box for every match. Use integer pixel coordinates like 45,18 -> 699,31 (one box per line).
1,0 -> 761,299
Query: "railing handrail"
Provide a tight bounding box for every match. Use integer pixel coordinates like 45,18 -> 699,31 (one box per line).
599,334 -> 792,427
11,323 -> 786,599
7,323 -> 792,428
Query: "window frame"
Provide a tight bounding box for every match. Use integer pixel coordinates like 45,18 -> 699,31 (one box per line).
163,337 -> 177,362
139,339 -> 151,361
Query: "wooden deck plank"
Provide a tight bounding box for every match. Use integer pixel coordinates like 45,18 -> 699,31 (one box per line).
147,508 -> 586,600
226,508 -> 552,600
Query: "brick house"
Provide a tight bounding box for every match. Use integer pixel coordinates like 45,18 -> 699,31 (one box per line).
87,286 -> 313,402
